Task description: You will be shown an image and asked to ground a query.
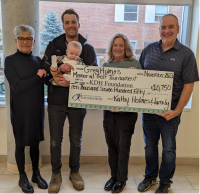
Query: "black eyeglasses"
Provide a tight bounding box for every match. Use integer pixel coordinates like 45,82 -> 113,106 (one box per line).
17,37 -> 33,42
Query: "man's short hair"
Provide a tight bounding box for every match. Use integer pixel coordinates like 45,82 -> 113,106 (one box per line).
61,9 -> 79,23
160,14 -> 179,26
67,41 -> 82,51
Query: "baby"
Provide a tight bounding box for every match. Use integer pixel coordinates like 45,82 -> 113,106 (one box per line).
50,41 -> 84,86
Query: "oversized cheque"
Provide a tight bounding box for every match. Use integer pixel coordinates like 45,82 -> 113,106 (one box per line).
68,66 -> 174,114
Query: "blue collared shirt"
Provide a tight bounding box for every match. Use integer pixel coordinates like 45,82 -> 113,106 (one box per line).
139,39 -> 199,100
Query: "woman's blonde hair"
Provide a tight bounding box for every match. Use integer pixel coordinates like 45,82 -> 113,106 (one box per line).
106,33 -> 136,62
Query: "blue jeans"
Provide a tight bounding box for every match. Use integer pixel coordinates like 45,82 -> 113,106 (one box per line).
48,105 -> 86,174
142,102 -> 181,182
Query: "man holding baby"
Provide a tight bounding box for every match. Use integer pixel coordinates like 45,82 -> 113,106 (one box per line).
42,8 -> 97,193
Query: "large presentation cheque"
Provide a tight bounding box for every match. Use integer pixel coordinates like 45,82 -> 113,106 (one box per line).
68,66 -> 174,114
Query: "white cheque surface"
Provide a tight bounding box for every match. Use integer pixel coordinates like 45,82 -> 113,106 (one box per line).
68,66 -> 174,114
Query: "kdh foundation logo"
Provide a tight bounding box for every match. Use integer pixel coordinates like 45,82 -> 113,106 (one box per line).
72,93 -> 82,102
72,93 -> 102,101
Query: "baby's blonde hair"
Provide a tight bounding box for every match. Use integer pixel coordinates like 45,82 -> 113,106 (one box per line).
67,41 -> 82,52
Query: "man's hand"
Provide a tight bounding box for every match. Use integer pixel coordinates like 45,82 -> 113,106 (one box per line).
56,74 -> 70,87
158,83 -> 194,121
157,109 -> 181,121
60,63 -> 74,73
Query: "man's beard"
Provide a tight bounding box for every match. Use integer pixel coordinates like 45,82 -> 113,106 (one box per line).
66,31 -> 78,39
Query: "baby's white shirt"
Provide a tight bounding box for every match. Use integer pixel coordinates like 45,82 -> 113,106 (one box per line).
62,57 -> 81,66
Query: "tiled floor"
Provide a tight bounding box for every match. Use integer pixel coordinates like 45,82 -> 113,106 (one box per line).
0,163 -> 198,193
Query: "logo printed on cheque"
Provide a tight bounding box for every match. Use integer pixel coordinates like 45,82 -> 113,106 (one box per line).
72,93 -> 102,101
72,93 -> 82,101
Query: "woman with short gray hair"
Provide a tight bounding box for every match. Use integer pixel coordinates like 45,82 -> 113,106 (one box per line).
13,24 -> 35,39
4,24 -> 48,193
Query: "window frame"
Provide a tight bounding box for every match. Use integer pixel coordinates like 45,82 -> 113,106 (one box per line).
124,4 -> 138,22
154,5 -> 169,22
39,0 -> 193,6
143,41 -> 154,48
115,4 -> 139,23
130,40 -> 137,50
145,5 -> 169,23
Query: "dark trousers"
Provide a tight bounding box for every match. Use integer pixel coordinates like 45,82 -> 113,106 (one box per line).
103,110 -> 138,182
15,145 -> 39,174
142,102 -> 181,182
48,105 -> 86,174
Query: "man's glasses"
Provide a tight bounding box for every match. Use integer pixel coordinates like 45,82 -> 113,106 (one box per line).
17,37 -> 33,42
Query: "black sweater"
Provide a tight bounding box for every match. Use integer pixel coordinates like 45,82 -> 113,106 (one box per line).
4,50 -> 44,146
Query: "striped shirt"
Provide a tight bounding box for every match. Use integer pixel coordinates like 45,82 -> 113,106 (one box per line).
139,39 -> 199,100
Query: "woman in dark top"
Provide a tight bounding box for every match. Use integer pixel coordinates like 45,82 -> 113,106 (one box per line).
4,25 -> 48,193
103,33 -> 141,193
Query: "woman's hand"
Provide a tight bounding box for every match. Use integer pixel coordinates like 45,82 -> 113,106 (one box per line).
37,69 -> 46,78
110,110 -> 119,113
129,67 -> 136,69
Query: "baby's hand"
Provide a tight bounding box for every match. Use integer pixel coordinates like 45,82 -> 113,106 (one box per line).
56,56 -> 60,61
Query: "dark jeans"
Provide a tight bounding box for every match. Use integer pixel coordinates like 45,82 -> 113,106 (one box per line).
103,110 -> 138,182
48,105 -> 86,174
142,102 -> 181,182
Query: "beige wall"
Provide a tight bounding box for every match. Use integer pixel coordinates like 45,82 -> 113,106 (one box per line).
0,68 -> 199,157
0,107 -> 7,154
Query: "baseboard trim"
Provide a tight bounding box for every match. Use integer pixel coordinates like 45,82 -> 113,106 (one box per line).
0,155 -> 7,162
0,155 -> 198,165
42,155 -> 199,165
7,158 -> 42,173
